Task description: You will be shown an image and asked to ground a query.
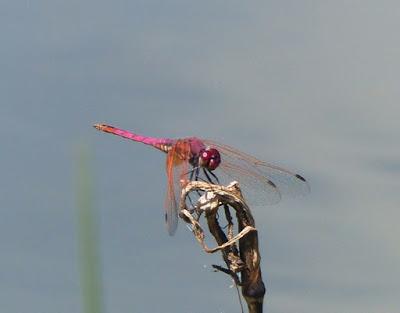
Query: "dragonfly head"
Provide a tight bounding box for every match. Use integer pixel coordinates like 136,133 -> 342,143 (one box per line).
199,148 -> 221,171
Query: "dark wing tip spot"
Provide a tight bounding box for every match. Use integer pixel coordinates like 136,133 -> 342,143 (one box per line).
295,174 -> 307,182
268,180 -> 277,188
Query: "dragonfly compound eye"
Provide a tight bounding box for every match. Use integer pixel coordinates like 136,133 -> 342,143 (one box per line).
200,148 -> 221,171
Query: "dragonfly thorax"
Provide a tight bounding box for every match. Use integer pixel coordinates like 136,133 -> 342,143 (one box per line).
198,148 -> 221,171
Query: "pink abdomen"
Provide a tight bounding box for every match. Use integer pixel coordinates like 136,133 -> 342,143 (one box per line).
93,123 -> 174,153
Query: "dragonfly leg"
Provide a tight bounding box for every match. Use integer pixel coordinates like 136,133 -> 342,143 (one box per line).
202,168 -> 213,183
193,166 -> 210,183
207,168 -> 220,184
189,167 -> 195,181
185,165 -> 200,181
203,168 -> 220,184
194,167 -> 202,197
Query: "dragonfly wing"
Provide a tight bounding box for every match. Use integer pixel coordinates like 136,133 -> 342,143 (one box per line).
213,159 -> 282,205
203,139 -> 309,203
251,161 -> 310,197
164,141 -> 191,235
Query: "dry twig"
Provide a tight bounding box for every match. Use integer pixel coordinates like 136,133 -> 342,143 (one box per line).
179,181 -> 265,313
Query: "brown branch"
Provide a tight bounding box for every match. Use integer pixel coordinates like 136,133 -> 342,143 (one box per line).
179,181 -> 265,313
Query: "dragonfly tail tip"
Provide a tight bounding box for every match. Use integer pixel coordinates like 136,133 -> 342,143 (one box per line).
93,123 -> 106,131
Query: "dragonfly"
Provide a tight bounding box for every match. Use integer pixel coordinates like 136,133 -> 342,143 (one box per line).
94,123 -> 309,235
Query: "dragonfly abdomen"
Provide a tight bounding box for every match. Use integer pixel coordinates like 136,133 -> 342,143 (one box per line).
93,123 -> 174,153
153,142 -> 173,153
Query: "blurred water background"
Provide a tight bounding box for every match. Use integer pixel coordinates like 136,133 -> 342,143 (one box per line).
1,1 -> 399,312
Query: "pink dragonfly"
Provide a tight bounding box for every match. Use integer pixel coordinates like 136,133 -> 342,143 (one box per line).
94,123 -> 309,235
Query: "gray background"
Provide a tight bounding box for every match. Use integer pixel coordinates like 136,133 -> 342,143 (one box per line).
1,1 -> 399,312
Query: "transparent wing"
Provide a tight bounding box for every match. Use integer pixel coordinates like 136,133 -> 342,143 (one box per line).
202,139 -> 310,205
164,141 -> 191,235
